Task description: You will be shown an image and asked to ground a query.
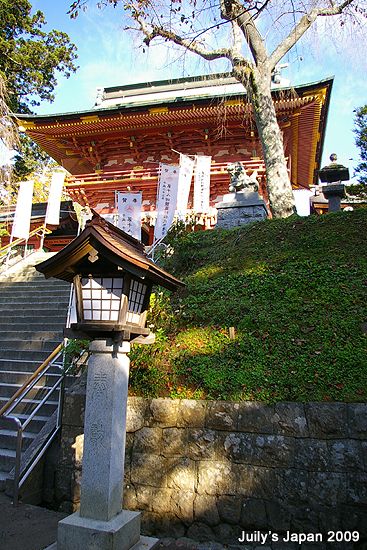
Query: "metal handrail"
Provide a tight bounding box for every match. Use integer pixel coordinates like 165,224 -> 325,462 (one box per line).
0,225 -> 52,274
0,225 -> 51,256
0,343 -> 89,507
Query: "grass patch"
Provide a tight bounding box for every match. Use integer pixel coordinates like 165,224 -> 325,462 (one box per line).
128,209 -> 367,402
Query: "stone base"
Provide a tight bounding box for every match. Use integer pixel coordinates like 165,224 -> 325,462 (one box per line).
215,191 -> 268,229
45,509 -> 160,550
45,536 -> 160,550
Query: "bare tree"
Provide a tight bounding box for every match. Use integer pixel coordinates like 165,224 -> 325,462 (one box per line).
70,0 -> 365,218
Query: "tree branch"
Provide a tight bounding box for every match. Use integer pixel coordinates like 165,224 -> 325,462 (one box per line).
136,15 -> 234,62
269,0 -> 356,69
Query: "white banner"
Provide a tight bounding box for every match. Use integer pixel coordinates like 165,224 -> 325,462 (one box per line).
12,180 -> 34,239
194,155 -> 211,213
116,192 -> 142,240
155,164 -> 179,241
293,189 -> 313,217
45,172 -> 65,225
177,154 -> 195,220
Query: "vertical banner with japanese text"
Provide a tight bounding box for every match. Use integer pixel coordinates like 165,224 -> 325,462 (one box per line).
116,192 -> 142,240
45,172 -> 65,225
154,164 -> 179,241
12,180 -> 34,239
194,155 -> 211,213
176,154 -> 195,220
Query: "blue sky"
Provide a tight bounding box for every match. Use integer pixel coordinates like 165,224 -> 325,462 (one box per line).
32,1 -> 367,183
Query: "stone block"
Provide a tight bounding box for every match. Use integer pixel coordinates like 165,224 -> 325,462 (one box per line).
290,505 -> 320,533
71,434 -> 84,469
347,403 -> 367,439
294,439 -> 329,471
206,402 -> 239,431
306,403 -> 348,438
155,514 -> 186,539
216,495 -> 242,525
167,457 -> 195,491
237,465 -> 276,499
55,465 -> 73,504
221,433 -> 294,468
131,454 -> 167,487
57,509 -> 141,550
347,474 -> 367,504
62,375 -> 87,427
194,494 -> 220,526
274,403 -> 308,437
123,484 -> 137,510
72,469 -> 82,505
59,427 -> 84,466
213,524 -> 242,545
197,460 -> 237,495
308,472 -> 347,505
266,500 -> 291,532
162,428 -> 188,457
148,398 -> 180,427
188,429 -> 216,460
275,469 -> 308,503
240,499 -> 267,530
133,427 -> 162,454
238,402 -> 276,434
126,397 -> 147,432
152,488 -> 174,514
177,400 -> 207,428
125,433 -> 134,464
187,522 -> 216,542
318,505 -> 342,534
328,439 -> 364,472
135,485 -> 154,510
170,490 -> 194,525
340,505 -> 367,537
140,511 -> 156,537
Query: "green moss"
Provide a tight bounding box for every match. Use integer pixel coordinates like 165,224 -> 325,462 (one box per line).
129,210 -> 367,402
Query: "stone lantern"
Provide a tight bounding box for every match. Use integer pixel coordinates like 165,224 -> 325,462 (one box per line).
36,212 -> 184,550
318,153 -> 350,212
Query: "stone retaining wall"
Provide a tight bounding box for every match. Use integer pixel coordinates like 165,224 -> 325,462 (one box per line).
53,376 -> 367,547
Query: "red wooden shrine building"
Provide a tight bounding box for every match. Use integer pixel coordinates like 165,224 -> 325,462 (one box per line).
16,72 -> 333,245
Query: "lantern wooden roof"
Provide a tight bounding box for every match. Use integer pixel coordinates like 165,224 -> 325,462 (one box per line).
35,211 -> 184,291
17,73 -> 333,211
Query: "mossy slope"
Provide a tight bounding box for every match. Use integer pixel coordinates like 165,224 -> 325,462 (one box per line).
129,209 -> 367,402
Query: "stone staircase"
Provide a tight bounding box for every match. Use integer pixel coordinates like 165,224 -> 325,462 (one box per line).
0,252 -> 71,492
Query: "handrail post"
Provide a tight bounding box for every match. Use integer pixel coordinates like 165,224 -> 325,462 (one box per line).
39,225 -> 46,252
12,417 -> 23,508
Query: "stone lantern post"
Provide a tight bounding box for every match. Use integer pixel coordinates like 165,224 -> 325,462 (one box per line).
36,212 -> 184,550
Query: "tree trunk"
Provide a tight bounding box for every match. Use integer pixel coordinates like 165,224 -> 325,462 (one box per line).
236,64 -> 296,218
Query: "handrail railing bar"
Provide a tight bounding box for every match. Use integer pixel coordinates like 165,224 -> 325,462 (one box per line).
21,377 -> 65,432
0,344 -> 63,418
0,226 -> 52,255
4,360 -> 63,419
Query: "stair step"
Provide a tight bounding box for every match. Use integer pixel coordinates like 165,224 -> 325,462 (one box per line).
0,349 -> 63,361
0,413 -> 50,433
0,448 -> 16,472
0,383 -> 57,400
0,360 -> 62,372
0,340 -> 62,352
0,397 -> 59,418
0,331 -> 63,341
0,429 -> 36,451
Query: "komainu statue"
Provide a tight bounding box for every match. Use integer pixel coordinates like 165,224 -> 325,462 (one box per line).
227,162 -> 259,193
